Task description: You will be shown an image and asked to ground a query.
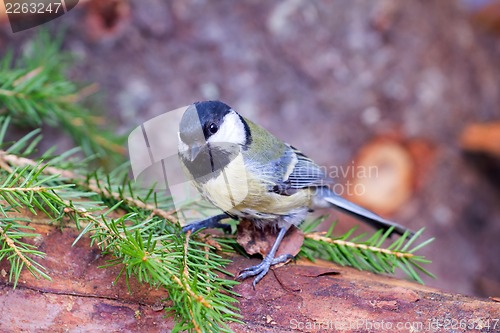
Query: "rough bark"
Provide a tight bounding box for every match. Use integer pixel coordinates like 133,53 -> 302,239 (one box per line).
1,223 -> 498,333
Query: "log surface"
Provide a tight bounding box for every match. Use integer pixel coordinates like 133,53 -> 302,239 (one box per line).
0,224 -> 499,333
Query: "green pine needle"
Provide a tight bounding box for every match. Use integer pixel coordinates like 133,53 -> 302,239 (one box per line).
299,217 -> 435,283
0,30 -> 125,167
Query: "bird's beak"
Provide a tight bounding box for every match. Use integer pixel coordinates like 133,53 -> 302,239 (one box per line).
188,144 -> 202,162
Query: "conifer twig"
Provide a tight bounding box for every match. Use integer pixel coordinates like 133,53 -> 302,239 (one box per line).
0,225 -> 32,268
0,151 -> 178,223
305,231 -> 415,259
0,30 -> 125,164
299,218 -> 434,283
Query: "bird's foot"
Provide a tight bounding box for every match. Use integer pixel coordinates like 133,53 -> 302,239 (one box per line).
237,253 -> 294,288
182,214 -> 232,234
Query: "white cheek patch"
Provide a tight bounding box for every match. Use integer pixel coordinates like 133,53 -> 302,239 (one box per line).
208,111 -> 247,146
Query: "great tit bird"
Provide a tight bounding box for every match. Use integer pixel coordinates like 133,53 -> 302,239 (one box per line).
178,100 -> 412,287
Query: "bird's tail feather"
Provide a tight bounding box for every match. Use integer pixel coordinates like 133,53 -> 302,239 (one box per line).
315,187 -> 413,236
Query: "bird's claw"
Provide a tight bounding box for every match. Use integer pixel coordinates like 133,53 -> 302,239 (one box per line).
237,254 -> 294,288
181,224 -> 198,233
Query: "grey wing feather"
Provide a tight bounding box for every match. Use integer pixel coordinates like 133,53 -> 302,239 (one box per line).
287,147 -> 332,188
313,187 -> 414,236
271,146 -> 332,194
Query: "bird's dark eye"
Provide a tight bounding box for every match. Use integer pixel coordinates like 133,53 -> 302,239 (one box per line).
208,123 -> 218,134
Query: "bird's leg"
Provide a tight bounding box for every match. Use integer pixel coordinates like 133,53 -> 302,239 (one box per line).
237,226 -> 293,288
182,213 -> 233,233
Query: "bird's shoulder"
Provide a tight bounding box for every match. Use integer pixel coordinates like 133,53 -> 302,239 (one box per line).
242,117 -> 331,193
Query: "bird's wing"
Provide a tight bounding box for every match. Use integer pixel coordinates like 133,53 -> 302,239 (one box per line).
270,146 -> 332,195
241,118 -> 331,194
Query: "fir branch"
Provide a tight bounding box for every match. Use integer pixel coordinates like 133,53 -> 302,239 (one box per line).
0,150 -> 178,223
84,175 -> 179,223
0,30 -> 125,164
299,218 -> 434,283
0,224 -> 33,270
0,217 -> 51,287
1,186 -> 57,192
305,232 -> 415,259
82,214 -> 241,332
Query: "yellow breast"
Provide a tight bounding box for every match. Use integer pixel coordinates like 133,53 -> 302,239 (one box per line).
200,153 -> 311,217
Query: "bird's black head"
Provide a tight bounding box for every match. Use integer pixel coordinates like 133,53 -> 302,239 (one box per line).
178,101 -> 251,182
179,101 -> 232,145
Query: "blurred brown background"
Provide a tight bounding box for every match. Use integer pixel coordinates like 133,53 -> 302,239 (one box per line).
1,0 -> 499,297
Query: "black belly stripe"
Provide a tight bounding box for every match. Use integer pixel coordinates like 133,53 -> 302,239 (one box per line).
221,169 -> 236,207
207,143 -> 215,173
